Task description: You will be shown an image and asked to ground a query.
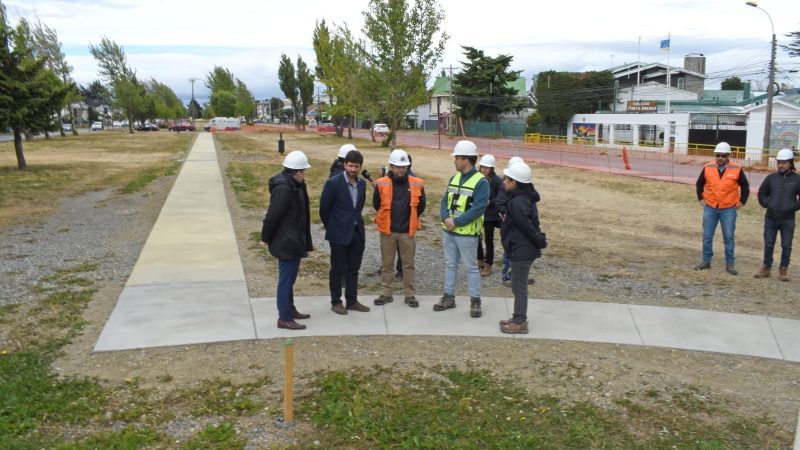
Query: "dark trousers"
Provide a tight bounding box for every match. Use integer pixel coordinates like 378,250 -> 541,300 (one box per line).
477,220 -> 499,265
329,229 -> 365,306
763,215 -> 795,268
277,258 -> 300,322
510,259 -> 534,323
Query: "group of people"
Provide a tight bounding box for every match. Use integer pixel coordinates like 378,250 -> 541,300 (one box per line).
259,138 -> 799,335
695,142 -> 800,280
260,140 -> 544,334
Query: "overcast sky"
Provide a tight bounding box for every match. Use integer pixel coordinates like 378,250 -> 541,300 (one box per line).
5,0 -> 800,104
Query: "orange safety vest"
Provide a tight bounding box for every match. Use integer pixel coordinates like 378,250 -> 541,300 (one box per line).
702,162 -> 742,208
374,175 -> 424,237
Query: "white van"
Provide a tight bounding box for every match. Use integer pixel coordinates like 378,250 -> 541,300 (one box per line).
204,117 -> 241,131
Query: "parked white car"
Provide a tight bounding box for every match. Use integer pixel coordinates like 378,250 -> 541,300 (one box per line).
90,121 -> 103,131
373,123 -> 390,136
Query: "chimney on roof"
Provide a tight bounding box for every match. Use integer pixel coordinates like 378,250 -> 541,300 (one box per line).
684,53 -> 706,74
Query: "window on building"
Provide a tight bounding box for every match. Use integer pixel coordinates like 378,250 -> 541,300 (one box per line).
677,78 -> 685,90
614,124 -> 632,144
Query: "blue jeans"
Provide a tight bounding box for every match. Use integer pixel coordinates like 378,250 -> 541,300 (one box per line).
763,215 -> 795,268
702,205 -> 737,266
442,231 -> 480,298
277,258 -> 301,322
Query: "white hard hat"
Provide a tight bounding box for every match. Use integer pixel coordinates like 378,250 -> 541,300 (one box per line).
714,142 -> 732,154
776,148 -> 795,161
479,154 -> 496,168
388,149 -> 411,166
451,140 -> 478,156
283,150 -> 311,170
338,143 -> 357,159
503,162 -> 532,184
508,156 -> 524,166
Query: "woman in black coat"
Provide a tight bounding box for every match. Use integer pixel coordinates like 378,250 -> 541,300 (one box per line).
499,162 -> 542,334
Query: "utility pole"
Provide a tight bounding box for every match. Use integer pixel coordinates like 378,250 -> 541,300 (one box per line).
445,65 -> 457,135
189,77 -> 199,121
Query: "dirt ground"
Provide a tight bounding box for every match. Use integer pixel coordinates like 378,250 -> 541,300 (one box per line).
54,130 -> 800,438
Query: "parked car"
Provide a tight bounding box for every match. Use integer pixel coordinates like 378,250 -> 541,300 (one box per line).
308,119 -> 318,127
90,121 -> 103,131
62,123 -> 73,132
204,117 -> 240,131
168,121 -> 196,132
121,119 -> 129,127
136,123 -> 159,132
112,120 -> 122,128
373,123 -> 390,136
318,122 -> 335,133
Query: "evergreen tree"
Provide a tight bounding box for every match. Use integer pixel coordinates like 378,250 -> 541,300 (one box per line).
278,54 -> 298,127
534,70 -> 613,134
721,76 -> 744,90
453,46 -> 526,123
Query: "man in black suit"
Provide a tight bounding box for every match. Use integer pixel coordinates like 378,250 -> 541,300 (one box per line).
320,149 -> 371,314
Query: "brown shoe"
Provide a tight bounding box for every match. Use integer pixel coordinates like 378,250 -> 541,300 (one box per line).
346,302 -> 371,312
373,295 -> 393,305
754,266 -> 771,278
470,297 -> 482,318
778,267 -> 790,282
478,259 -> 485,269
292,310 -> 310,320
500,321 -> 529,334
404,296 -> 419,307
331,303 -> 348,315
499,318 -> 512,326
480,264 -> 492,277
433,294 -> 455,311
277,320 -> 306,330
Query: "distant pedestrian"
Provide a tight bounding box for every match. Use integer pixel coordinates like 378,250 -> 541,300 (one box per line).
476,154 -> 502,277
260,151 -> 313,330
754,148 -> 800,281
320,148 -> 371,315
694,142 -> 749,275
372,149 -> 426,307
499,161 -> 542,334
435,140 -> 489,318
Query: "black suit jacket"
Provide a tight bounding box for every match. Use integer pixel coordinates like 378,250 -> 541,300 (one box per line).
319,172 -> 366,245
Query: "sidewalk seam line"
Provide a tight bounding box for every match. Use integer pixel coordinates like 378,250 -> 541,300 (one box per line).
765,316 -> 787,361
627,304 -> 646,346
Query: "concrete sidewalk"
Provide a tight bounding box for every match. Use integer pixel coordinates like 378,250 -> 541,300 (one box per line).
94,134 -> 799,362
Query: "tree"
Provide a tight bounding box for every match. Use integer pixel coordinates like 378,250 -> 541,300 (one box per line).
534,70 -> 614,134
721,76 -> 744,90
781,29 -> 800,57
210,90 -> 238,117
205,66 -> 236,94
269,97 -> 283,121
361,0 -> 448,146
0,7 -> 70,169
234,79 -> 254,123
453,46 -> 527,124
146,78 -> 185,120
79,80 -> 111,122
278,54 -> 298,127
31,19 -> 78,137
297,55 -> 314,131
187,98 -> 201,119
89,37 -> 141,133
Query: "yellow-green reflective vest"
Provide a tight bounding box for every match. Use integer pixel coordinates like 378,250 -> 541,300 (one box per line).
443,171 -> 484,235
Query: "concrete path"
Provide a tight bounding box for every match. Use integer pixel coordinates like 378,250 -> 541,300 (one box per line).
94,134 -> 800,363
95,133 -> 255,351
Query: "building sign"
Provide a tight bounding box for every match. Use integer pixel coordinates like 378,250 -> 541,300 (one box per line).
572,123 -> 596,139
627,101 -> 657,112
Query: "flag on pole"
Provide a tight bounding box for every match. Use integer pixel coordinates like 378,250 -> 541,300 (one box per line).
660,38 -> 670,51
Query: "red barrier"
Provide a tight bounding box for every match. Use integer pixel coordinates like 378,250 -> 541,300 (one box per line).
622,146 -> 632,170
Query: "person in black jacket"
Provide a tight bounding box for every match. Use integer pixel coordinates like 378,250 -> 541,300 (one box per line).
754,148 -> 800,281
260,151 -> 314,330
499,161 -> 542,334
476,154 -> 503,277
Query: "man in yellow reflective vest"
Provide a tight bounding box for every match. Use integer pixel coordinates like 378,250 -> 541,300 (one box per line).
435,140 -> 490,317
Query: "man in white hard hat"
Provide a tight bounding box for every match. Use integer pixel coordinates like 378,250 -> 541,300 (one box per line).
260,151 -> 313,330
754,148 -> 800,281
436,140 -> 490,318
372,149 -> 426,307
320,149 -> 371,315
330,143 -> 356,178
694,142 -> 750,275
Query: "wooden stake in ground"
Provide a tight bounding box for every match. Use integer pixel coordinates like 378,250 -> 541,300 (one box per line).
283,338 -> 294,423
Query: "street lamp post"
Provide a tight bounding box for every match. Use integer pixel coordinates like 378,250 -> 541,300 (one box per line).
746,1 -> 777,160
